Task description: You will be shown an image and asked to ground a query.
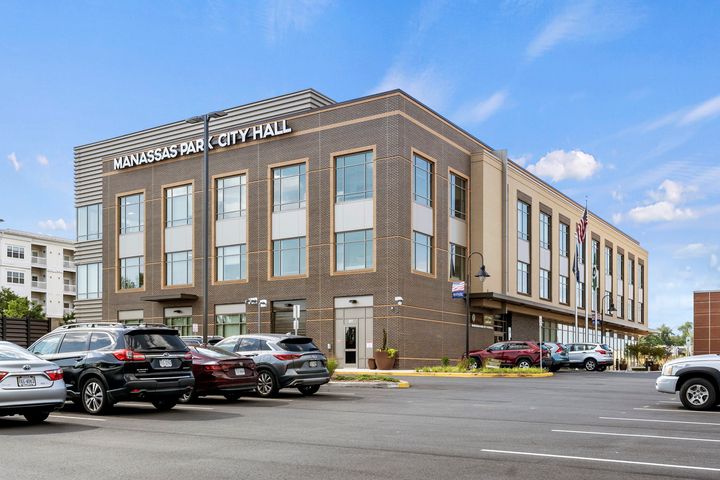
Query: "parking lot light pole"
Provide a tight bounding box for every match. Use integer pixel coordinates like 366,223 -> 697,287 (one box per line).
465,252 -> 490,359
186,110 -> 227,344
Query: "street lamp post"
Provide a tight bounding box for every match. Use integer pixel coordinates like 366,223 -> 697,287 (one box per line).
465,252 -> 490,359
600,293 -> 616,344
186,110 -> 227,344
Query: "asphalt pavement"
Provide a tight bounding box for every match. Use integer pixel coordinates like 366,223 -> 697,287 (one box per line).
1,371 -> 719,479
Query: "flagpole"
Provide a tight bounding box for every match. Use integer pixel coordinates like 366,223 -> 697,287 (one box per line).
583,199 -> 589,343
574,232 -> 579,343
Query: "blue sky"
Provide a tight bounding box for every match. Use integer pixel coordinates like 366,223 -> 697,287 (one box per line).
1,0 -> 718,330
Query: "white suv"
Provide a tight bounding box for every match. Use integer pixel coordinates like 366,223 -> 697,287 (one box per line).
656,354 -> 720,410
565,343 -> 614,371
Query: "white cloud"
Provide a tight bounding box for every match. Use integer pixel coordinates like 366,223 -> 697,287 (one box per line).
611,213 -> 623,224
679,94 -> 720,125
611,189 -> 624,201
36,154 -> 49,166
454,90 -> 508,124
649,179 -> 697,204
512,153 -> 532,167
674,243 -> 717,259
637,93 -> 720,133
526,149 -> 600,181
371,66 -> 452,110
38,218 -> 70,231
623,179 -> 715,224
7,152 -> 21,171
263,0 -> 332,43
627,201 -> 696,223
711,254 -> 720,273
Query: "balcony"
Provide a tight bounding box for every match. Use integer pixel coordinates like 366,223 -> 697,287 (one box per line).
63,260 -> 76,270
31,256 -> 47,267
64,284 -> 77,294
31,280 -> 47,290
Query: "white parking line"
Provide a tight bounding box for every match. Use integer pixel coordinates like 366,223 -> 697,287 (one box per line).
480,449 -> 720,473
174,405 -> 215,411
552,429 -> 720,443
49,415 -> 106,422
634,407 -> 720,414
599,416 -> 720,427
659,400 -> 681,404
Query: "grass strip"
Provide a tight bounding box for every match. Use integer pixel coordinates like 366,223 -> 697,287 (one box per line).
334,374 -> 400,382
416,366 -> 548,374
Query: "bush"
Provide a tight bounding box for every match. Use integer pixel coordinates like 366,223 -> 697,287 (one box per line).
327,357 -> 338,377
441,356 -> 450,367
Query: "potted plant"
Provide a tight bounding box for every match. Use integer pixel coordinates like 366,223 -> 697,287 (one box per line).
374,329 -> 398,370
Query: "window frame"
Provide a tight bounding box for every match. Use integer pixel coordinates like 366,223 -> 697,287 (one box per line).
517,200 -> 530,241
165,250 -> 193,287
412,153 -> 434,207
559,222 -> 569,257
216,244 -> 248,283
77,262 -> 102,300
216,173 -> 247,220
165,183 -> 193,228
6,245 -> 24,259
118,192 -> 145,235
272,162 -> 307,212
412,231 -> 434,275
119,256 -> 144,291
77,203 -> 102,242
334,150 -> 374,204
517,261 -> 530,295
539,212 -> 551,249
449,243 -> 467,281
272,237 -> 307,278
335,229 -> 374,273
6,271 -> 24,284
449,171 -> 468,221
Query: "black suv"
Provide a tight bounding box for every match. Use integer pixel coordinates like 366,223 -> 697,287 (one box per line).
28,323 -> 194,415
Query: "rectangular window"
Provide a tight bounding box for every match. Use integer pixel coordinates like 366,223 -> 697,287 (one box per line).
77,263 -> 102,300
517,261 -> 530,294
591,240 -> 600,312
6,245 -> 24,259
639,264 -> 644,289
412,231 -> 433,273
273,163 -> 306,212
559,275 -> 569,304
335,151 -> 373,203
413,155 -> 433,207
449,173 -> 467,220
628,259 -> 635,288
217,174 -> 247,219
559,223 -> 569,257
119,193 -> 144,234
336,230 -> 373,271
7,271 -> 24,284
166,251 -> 192,286
216,314 -> 247,337
166,185 -> 192,227
449,243 -> 466,280
120,256 -> 144,290
539,212 -> 551,249
628,299 -> 634,321
217,245 -> 247,281
165,316 -> 192,336
273,237 -> 306,277
539,269 -> 550,300
616,253 -> 624,318
517,200 -> 530,241
77,204 -> 102,241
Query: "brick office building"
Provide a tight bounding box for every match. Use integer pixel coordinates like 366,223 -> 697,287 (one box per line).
73,89 -> 648,368
694,291 -> 720,355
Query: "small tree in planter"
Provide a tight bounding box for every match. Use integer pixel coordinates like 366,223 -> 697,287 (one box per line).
374,328 -> 398,370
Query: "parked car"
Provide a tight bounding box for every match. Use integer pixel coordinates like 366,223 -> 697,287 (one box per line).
0,341 -> 66,424
470,341 -> 551,369
565,343 -> 614,371
179,345 -> 257,403
542,342 -> 570,372
656,354 -> 720,410
28,323 -> 194,415
181,336 -> 224,346
214,334 -> 330,397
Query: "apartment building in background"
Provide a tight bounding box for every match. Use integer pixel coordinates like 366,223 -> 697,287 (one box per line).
73,89 -> 648,368
0,229 -> 76,325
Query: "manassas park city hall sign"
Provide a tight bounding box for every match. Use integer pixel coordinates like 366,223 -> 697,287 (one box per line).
112,119 -> 292,170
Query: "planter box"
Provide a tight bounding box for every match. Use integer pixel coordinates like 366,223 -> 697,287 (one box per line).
374,350 -> 397,370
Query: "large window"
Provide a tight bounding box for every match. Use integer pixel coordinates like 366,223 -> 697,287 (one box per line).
216,314 -> 247,337
559,223 -> 569,257
449,173 -> 467,220
639,263 -> 645,324
517,200 -> 530,241
336,230 -> 373,271
217,175 -> 246,219
77,204 -> 102,241
273,237 -> 306,277
616,253 -> 624,318
336,151 -> 373,203
449,243 -> 466,280
591,239 -> 600,312
604,246 -> 613,314
539,212 -> 550,249
166,251 -> 192,286
273,163 -> 306,211
6,245 -> 24,259
559,275 -> 569,304
77,263 -> 102,300
217,245 -> 247,281
517,261 -> 530,294
120,256 -> 144,290
165,316 -> 192,336
412,231 -> 433,273
7,271 -> 24,284
539,269 -> 550,300
166,185 -> 192,227
413,155 -> 433,207
119,193 -> 144,234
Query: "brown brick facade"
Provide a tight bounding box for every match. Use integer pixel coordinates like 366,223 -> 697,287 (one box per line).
694,291 -> 720,354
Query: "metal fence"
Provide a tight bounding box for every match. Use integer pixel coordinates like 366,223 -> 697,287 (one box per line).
0,317 -> 51,347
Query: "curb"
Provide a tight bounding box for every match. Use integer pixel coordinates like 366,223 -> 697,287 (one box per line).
329,380 -> 411,389
336,371 -> 553,379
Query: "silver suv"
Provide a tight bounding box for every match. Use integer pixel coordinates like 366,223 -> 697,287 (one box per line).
565,343 -> 614,371
215,334 -> 329,397
656,354 -> 720,410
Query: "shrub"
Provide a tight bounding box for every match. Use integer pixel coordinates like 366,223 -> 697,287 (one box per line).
327,357 -> 338,377
441,356 -> 450,367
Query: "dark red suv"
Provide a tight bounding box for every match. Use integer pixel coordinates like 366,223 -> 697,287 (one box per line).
179,345 -> 257,403
470,341 -> 550,368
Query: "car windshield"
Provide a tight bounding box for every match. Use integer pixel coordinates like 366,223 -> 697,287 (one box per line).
126,332 -> 188,351
277,338 -> 319,352
0,346 -> 38,361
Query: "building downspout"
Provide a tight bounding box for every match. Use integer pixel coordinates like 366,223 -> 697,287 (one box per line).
496,149 -> 509,297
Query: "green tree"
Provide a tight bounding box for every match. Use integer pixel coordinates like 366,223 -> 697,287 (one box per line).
0,288 -> 46,320
677,321 -> 693,344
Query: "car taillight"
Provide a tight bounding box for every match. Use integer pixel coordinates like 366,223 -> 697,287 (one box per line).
184,352 -> 193,360
202,364 -> 224,371
45,368 -> 63,381
0,371 -> 7,381
273,354 -> 302,361
597,349 -> 607,355
112,349 -> 146,361
556,346 -> 564,353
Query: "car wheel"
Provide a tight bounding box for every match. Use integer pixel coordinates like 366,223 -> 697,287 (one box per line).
298,385 -> 320,396
81,378 -> 110,415
24,411 -> 50,424
256,370 -> 279,398
516,358 -> 532,369
584,359 -> 597,371
597,366 -> 607,372
178,388 -> 197,404
223,392 -> 242,401
549,365 -> 560,372
152,398 -> 178,411
680,378 -> 717,411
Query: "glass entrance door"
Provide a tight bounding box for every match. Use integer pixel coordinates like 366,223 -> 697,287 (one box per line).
344,325 -> 357,367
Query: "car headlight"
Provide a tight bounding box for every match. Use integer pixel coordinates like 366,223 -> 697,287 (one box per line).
662,364 -> 684,376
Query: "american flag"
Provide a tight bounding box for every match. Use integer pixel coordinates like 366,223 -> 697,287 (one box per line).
576,206 -> 588,243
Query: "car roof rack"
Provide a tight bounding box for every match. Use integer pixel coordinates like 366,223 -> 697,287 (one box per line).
58,322 -> 123,329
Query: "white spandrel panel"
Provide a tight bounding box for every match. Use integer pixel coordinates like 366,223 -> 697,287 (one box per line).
559,256 -> 569,275
411,203 -> 433,236
448,217 -> 467,247
119,232 -> 145,258
165,225 -> 193,253
517,239 -> 530,264
334,199 -> 373,233
272,209 -> 306,240
540,247 -> 551,270
216,215 -> 246,247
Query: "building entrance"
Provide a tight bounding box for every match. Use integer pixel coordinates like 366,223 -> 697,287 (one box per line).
334,303 -> 373,369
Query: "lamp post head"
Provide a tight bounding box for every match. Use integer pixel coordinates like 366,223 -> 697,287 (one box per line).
208,111 -> 227,119
186,115 -> 204,124
608,303 -> 617,314
475,265 -> 490,282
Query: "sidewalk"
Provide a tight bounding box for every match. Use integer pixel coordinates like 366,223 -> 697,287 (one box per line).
335,368 -> 553,378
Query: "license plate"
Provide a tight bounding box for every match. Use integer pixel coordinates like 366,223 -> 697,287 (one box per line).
234,368 -> 246,376
159,359 -> 173,368
308,360 -> 318,368
17,376 -> 36,387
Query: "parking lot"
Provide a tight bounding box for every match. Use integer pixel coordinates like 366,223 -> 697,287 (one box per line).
1,371 -> 718,479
